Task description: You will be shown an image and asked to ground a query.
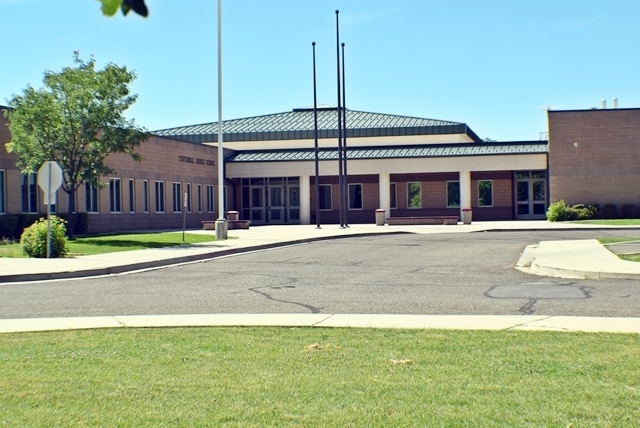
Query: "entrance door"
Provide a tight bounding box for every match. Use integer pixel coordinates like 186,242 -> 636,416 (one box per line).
288,186 -> 300,222
241,177 -> 301,225
250,187 -> 265,225
515,171 -> 547,219
268,186 -> 284,224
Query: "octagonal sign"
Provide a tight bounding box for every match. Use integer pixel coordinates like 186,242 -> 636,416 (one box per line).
37,161 -> 63,193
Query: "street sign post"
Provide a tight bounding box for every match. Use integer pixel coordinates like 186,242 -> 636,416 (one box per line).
37,161 -> 63,258
182,191 -> 188,241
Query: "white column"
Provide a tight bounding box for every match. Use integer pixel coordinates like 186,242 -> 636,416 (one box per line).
378,173 -> 391,216
459,170 -> 472,212
299,175 -> 311,225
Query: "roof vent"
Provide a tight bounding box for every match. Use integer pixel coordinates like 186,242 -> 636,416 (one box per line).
612,97 -> 618,109
601,99 -> 607,109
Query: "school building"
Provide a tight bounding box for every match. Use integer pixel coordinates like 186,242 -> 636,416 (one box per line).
1,103 -> 637,234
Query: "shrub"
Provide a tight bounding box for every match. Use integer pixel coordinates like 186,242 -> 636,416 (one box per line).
20,215 -> 69,258
571,204 -> 599,220
546,200 -> 570,222
546,200 -> 597,222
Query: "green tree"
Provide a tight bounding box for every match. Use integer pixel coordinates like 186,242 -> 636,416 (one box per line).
4,52 -> 148,233
100,0 -> 149,17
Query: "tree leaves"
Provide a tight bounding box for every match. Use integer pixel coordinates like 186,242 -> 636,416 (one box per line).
122,0 -> 149,17
99,0 -> 122,16
99,0 -> 149,18
5,52 -> 149,214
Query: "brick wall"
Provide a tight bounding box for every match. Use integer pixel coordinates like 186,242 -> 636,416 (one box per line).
86,135 -> 221,233
0,124 -> 222,233
548,108 -> 640,206
471,171 -> 514,220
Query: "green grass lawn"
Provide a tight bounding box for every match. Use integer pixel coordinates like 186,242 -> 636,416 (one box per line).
0,232 -> 217,258
598,237 -> 640,262
574,219 -> 640,226
1,327 -> 638,427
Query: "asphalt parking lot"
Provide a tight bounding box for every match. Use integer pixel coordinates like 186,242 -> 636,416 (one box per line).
1,230 -> 639,319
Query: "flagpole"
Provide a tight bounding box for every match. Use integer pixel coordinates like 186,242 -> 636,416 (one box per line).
312,42 -> 321,229
335,10 -> 345,228
341,42 -> 349,227
215,0 -> 228,239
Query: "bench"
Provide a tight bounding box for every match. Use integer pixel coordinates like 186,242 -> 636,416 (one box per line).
201,219 -> 251,230
202,211 -> 250,230
386,216 -> 458,226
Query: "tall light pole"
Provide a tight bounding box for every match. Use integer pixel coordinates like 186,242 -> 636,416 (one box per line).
215,0 -> 228,239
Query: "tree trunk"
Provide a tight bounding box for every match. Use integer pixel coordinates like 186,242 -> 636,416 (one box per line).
66,185 -> 77,239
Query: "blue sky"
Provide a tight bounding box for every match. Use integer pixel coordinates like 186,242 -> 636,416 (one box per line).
2,0 -> 639,141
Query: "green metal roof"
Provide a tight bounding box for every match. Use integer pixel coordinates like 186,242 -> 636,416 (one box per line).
228,141 -> 548,162
153,108 -> 482,143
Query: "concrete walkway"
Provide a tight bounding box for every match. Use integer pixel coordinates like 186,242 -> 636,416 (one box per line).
2,313 -> 640,334
2,220 -> 640,334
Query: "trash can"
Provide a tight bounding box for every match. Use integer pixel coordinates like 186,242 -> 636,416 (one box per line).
461,208 -> 472,225
375,209 -> 386,226
226,211 -> 239,221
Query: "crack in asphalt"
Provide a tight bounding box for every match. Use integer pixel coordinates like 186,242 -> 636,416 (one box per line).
248,287 -> 322,314
519,299 -> 538,315
486,281 -> 595,315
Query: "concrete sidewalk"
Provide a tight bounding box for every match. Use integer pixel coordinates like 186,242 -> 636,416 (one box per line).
517,239 -> 640,279
2,314 -> 640,334
2,220 -> 640,334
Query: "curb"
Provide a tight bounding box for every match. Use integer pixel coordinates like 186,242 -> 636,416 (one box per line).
2,314 -> 640,334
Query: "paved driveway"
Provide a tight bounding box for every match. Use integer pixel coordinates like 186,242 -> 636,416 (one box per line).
1,231 -> 639,319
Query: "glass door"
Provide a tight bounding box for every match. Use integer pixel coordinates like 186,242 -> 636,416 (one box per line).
241,177 -> 301,225
288,186 -> 300,222
250,187 -> 265,225
268,187 -> 284,224
515,171 -> 547,219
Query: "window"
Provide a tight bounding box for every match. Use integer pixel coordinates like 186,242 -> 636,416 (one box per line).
109,178 -> 122,212
21,173 -> 38,213
319,184 -> 332,210
85,182 -> 99,213
197,184 -> 202,212
172,182 -> 182,212
0,170 -> 5,214
348,183 -> 363,210
478,180 -> 493,207
447,181 -> 460,208
407,182 -> 421,208
128,179 -> 135,213
186,183 -> 192,212
206,185 -> 215,212
143,180 -> 149,213
155,181 -> 165,212
390,182 -> 397,209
